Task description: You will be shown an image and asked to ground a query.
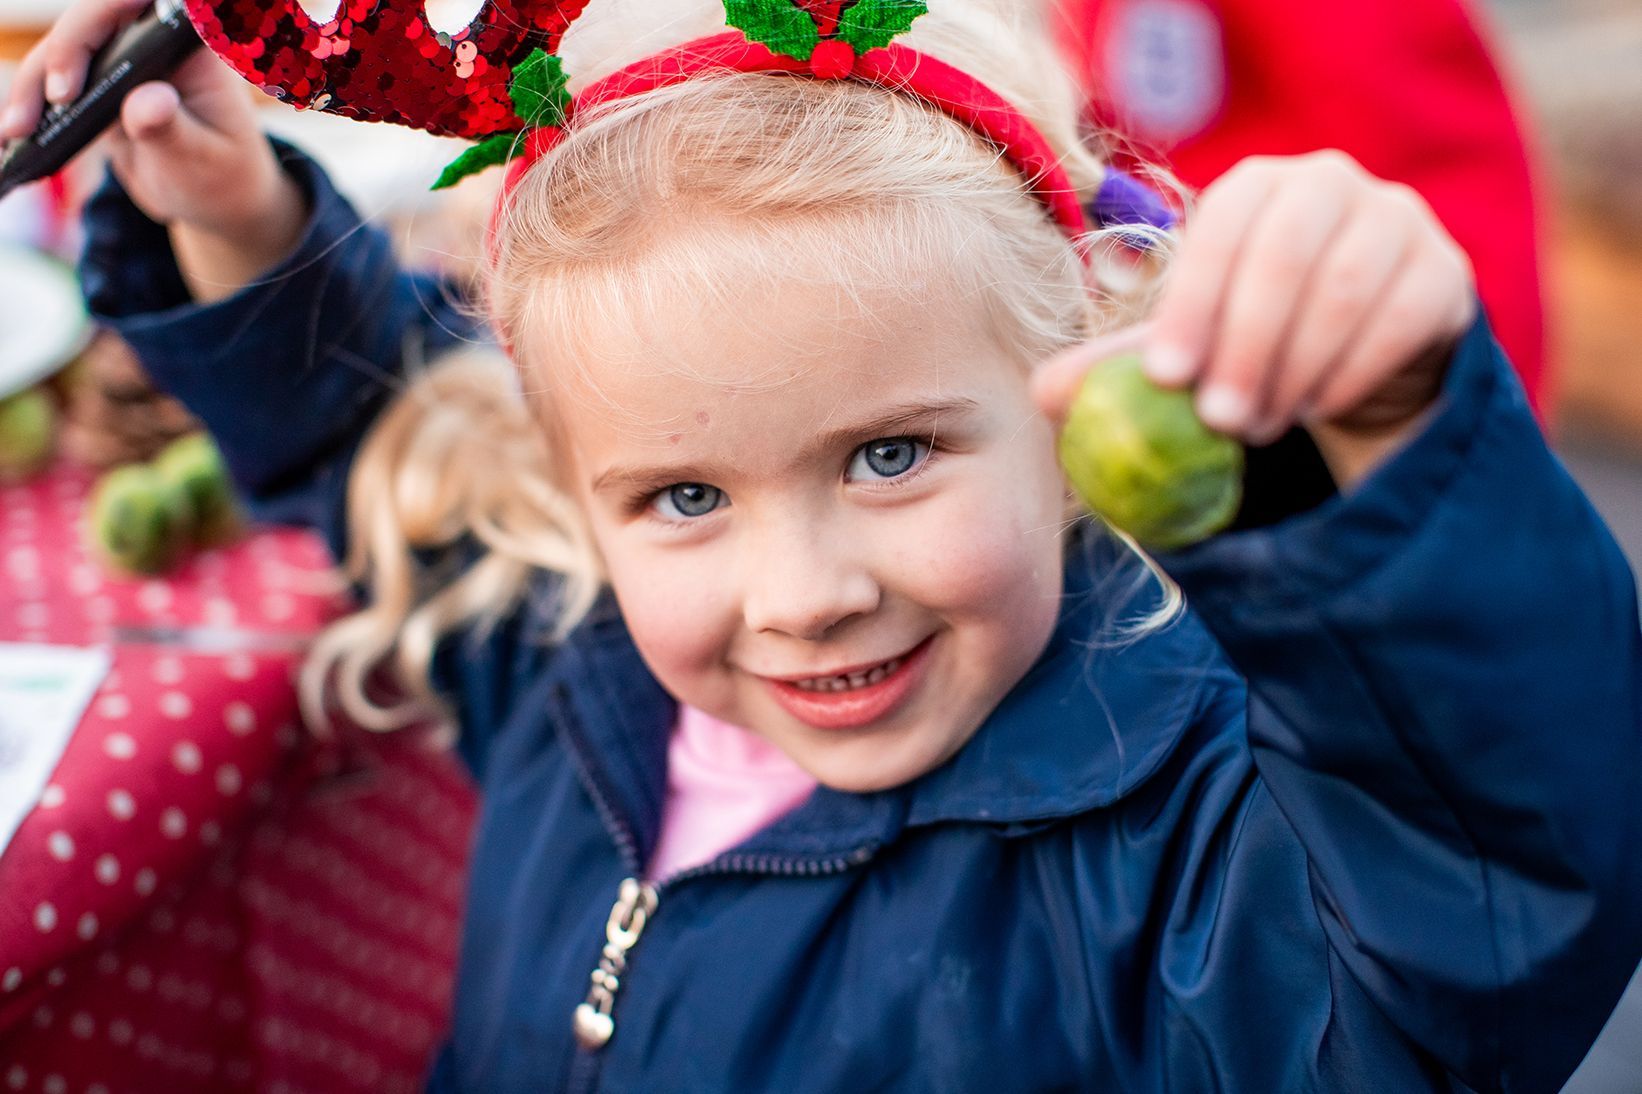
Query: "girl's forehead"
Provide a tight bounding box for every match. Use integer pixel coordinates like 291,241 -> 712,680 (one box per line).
548,261 -> 1004,425
546,279 -> 1025,473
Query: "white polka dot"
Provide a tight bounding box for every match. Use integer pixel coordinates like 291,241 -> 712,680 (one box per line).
32,1006 -> 51,1029
34,902 -> 57,932
199,821 -> 222,846
224,701 -> 257,735
42,1074 -> 65,1094
152,656 -> 184,685
138,581 -> 173,613
1,968 -> 20,993
160,807 -> 188,839
204,599 -> 238,626
216,764 -> 242,795
171,740 -> 203,774
14,603 -> 49,628
262,593 -> 295,621
95,693 -> 131,719
70,1012 -> 94,1039
95,853 -> 120,885
103,732 -> 136,759
126,965 -> 152,992
159,691 -> 193,720
149,907 -> 176,933
108,1018 -> 134,1045
6,546 -> 40,580
84,597 -> 117,621
76,912 -> 98,940
44,967 -> 64,988
95,952 -> 119,975
3,1066 -> 21,1091
46,831 -> 74,861
38,784 -> 64,809
106,789 -> 136,820
68,564 -> 101,595
88,1084 -> 111,1094
134,868 -> 157,896
223,654 -> 256,681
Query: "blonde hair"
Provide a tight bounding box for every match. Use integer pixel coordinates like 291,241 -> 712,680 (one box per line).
301,0 -> 1175,733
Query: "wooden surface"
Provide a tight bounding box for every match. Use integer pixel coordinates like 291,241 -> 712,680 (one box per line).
0,25 -> 42,62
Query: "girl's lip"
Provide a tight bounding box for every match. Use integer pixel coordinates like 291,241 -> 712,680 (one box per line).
761,637 -> 934,731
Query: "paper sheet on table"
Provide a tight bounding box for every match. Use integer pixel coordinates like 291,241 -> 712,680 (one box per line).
0,643 -> 111,855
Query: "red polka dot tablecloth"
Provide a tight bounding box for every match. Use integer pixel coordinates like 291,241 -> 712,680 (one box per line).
0,462 -> 477,1093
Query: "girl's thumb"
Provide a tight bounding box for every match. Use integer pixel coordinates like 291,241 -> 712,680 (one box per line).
118,81 -> 195,147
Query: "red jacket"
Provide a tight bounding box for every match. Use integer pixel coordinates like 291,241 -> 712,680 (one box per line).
1053,0 -> 1551,414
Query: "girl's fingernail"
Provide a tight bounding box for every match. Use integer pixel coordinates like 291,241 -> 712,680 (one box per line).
44,72 -> 71,102
1197,386 -> 1252,433
0,106 -> 22,136
1145,347 -> 1193,385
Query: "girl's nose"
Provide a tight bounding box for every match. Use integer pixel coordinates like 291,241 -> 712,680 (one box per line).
741,524 -> 881,641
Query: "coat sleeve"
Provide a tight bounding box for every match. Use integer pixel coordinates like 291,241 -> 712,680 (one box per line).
1157,315 -> 1642,1092
77,137 -> 488,557
77,139 -> 553,776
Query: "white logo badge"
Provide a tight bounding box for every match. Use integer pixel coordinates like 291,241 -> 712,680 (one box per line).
1106,0 -> 1227,145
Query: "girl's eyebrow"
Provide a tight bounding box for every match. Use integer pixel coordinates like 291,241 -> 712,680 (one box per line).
590,395 -> 982,495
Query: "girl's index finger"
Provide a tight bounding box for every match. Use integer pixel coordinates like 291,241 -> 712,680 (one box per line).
33,0 -> 155,105
1031,324 -> 1150,425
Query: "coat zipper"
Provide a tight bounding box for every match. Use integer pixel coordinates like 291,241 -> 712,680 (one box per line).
562,717 -> 877,1093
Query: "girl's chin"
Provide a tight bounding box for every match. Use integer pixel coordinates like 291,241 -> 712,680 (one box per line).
779,716 -> 982,794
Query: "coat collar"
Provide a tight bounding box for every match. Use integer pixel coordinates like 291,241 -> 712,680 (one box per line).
545,529 -> 1232,870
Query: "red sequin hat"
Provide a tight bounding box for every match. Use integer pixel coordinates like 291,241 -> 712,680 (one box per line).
182,0 -> 1094,241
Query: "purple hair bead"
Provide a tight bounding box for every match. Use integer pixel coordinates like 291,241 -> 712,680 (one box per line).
1088,169 -> 1178,239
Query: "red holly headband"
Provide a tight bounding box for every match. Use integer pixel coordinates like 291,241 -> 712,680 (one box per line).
182,0 -> 1092,243
494,31 -> 1089,242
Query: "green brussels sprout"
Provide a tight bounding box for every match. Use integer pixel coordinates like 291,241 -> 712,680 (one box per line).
154,432 -> 241,548
88,463 -> 189,575
0,387 -> 57,484
1058,353 -> 1244,550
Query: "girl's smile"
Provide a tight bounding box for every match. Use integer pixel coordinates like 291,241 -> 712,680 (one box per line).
757,633 -> 935,730
547,238 -> 1071,792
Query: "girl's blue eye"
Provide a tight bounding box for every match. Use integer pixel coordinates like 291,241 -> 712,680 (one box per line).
848,437 -> 929,482
654,483 -> 725,520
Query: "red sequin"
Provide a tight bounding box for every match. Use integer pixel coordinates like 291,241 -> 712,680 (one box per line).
182,0 -> 592,138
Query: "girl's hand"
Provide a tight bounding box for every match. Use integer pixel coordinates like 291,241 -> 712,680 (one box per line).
1,0 -> 305,300
1036,151 -> 1477,490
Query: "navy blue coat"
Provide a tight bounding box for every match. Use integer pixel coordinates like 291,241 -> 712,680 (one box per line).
82,146 -> 1642,1093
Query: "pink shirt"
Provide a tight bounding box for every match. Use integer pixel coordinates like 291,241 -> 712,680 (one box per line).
646,705 -> 818,881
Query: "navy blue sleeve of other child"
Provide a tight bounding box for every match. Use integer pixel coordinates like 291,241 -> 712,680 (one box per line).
75,140 -> 555,777
78,137 -> 488,551
1159,316 -> 1642,1092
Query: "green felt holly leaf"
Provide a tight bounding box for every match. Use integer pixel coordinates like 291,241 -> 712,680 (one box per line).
836,0 -> 928,52
509,48 -> 571,128
723,0 -> 821,61
432,132 -> 521,191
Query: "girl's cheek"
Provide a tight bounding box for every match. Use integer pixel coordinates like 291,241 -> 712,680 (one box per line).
605,543 -> 736,677
900,457 -> 1065,613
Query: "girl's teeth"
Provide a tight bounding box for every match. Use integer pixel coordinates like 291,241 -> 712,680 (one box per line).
793,657 -> 902,693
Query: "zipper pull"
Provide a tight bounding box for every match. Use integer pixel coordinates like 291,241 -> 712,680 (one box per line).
573,877 -> 659,1050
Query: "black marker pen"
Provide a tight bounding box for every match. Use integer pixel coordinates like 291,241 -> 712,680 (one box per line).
0,0 -> 203,201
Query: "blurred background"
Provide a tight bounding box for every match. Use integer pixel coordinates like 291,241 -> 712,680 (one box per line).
0,0 -> 1636,1090
1490,0 -> 1642,567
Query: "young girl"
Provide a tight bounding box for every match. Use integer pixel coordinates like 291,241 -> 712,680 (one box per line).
5,0 -> 1640,1089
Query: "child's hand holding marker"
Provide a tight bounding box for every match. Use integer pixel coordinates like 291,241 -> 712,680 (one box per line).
1036,151 -> 1479,525
0,0 -> 304,301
